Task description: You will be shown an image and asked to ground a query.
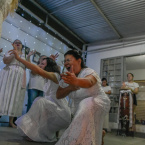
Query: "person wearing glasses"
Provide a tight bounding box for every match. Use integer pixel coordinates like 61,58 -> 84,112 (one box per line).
56,50 -> 110,145
0,39 -> 28,128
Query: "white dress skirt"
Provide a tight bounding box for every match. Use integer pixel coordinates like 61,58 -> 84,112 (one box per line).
0,52 -> 26,117
56,68 -> 111,145
16,73 -> 71,142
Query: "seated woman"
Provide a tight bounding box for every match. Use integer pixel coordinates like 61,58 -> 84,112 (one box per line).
102,78 -> 111,132
56,50 -> 110,145
121,73 -> 139,136
9,49 -> 71,142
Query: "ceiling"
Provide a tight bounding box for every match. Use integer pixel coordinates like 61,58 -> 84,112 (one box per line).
17,0 -> 145,50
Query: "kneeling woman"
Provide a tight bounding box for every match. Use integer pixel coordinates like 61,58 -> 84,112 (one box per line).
9,49 -> 71,142
56,50 -> 110,145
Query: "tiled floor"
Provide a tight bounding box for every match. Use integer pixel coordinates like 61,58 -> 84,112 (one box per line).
0,127 -> 145,145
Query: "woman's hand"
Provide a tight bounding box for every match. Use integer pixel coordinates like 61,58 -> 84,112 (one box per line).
49,53 -> 59,61
121,82 -> 126,89
0,48 -> 3,53
61,65 -> 78,86
9,50 -> 20,60
28,50 -> 36,57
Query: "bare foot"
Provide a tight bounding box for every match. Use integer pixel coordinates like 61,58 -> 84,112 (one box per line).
102,130 -> 106,145
25,137 -> 33,142
9,123 -> 17,128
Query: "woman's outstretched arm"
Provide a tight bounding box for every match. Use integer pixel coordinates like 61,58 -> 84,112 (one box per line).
9,50 -> 58,83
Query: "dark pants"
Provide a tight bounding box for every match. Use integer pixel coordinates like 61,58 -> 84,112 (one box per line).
133,94 -> 137,106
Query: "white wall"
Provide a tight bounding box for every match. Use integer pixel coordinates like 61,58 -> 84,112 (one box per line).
86,43 -> 145,76
126,69 -> 145,80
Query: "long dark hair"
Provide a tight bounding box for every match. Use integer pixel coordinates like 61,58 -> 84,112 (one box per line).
43,57 -> 60,74
64,50 -> 87,68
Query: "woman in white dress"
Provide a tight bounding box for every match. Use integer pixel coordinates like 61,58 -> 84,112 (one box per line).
102,78 -> 111,132
0,0 -> 18,38
56,50 -> 110,145
0,39 -> 26,128
10,49 -> 71,142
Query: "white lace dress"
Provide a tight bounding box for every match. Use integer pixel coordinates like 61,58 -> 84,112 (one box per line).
56,68 -> 110,145
0,0 -> 13,38
16,73 -> 71,142
0,52 -> 26,117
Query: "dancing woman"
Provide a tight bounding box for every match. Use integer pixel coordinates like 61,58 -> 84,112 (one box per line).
10,49 -> 71,142
56,50 -> 110,145
0,39 -> 27,128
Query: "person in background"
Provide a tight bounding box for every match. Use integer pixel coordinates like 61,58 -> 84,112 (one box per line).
0,39 -> 27,128
102,78 -> 111,96
0,0 -> 18,38
121,73 -> 139,136
102,78 -> 111,132
121,73 -> 139,109
26,55 -> 47,112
